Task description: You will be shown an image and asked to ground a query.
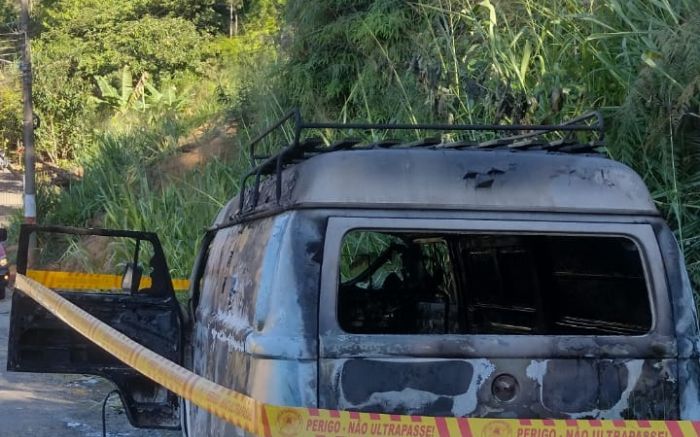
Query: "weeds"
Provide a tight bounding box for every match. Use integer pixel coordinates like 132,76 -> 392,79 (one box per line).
272,0 -> 699,288
30,0 -> 699,290
37,101 -> 242,277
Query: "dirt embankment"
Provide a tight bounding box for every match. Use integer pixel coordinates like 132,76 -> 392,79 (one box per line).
55,118 -> 238,272
152,119 -> 237,185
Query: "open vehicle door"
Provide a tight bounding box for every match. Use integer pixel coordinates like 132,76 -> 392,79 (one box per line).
7,225 -> 183,429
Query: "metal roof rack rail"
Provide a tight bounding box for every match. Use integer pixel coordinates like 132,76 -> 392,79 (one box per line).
238,108 -> 605,214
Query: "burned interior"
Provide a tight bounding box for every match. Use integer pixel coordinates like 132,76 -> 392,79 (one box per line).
339,231 -> 651,336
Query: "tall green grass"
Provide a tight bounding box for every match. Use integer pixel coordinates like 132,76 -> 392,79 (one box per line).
34,0 -> 699,290
32,34 -> 273,277
38,111 -> 245,277
254,0 -> 699,288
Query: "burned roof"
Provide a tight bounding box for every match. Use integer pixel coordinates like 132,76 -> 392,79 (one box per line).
243,148 -> 658,215
232,109 -> 657,218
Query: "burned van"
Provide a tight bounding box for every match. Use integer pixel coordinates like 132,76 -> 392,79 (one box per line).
7,110 -> 700,435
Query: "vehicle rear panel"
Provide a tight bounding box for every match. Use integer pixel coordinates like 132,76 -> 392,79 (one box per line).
318,215 -> 679,420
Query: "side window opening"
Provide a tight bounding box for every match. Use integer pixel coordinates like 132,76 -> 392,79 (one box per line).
338,230 -> 652,336
26,231 -> 163,295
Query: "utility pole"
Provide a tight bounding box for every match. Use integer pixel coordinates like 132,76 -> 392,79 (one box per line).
229,0 -> 239,38
20,0 -> 35,224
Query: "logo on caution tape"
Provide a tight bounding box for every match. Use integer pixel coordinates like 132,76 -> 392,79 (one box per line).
276,409 -> 303,436
482,420 -> 513,437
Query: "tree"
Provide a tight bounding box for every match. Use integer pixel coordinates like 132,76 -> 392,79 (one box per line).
29,0 -> 215,159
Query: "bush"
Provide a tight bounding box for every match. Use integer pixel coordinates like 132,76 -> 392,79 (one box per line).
0,65 -> 22,153
31,0 -> 213,161
266,0 -> 699,288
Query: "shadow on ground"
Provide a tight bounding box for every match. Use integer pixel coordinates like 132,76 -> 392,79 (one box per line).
0,290 -> 181,437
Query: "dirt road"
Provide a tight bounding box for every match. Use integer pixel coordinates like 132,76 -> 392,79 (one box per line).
0,168 -> 22,226
0,291 -> 180,436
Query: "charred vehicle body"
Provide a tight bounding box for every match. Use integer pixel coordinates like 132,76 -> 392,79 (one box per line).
6,110 -> 700,435
0,228 -> 8,299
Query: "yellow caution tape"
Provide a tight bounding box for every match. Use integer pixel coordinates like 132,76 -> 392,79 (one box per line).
13,274 -> 700,437
26,269 -> 190,291
261,409 -> 696,437
15,274 -> 262,433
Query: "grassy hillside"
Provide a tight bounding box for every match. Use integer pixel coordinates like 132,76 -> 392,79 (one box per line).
0,0 -> 696,288
265,0 -> 700,288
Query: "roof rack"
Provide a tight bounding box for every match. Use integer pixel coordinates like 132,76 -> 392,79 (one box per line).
238,108 -> 605,214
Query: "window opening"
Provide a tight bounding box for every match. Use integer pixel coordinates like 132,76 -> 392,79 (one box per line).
338,231 -> 651,336
27,231 -> 160,295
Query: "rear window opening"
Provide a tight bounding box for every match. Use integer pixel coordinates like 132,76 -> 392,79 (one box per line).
338,231 -> 652,336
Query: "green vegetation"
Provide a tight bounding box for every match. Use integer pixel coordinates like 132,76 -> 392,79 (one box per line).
269,0 -> 700,288
0,0 -> 696,288
0,0 -> 279,276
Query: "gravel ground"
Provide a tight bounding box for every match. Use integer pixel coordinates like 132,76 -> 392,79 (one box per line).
0,288 -> 182,437
0,168 -> 22,227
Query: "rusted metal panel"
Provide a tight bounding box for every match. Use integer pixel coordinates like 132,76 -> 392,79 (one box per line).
655,223 -> 700,419
190,214 -> 274,436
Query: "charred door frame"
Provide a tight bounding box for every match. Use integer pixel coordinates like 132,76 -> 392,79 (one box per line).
319,216 -> 676,359
16,225 -> 172,288
9,224 -> 184,429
